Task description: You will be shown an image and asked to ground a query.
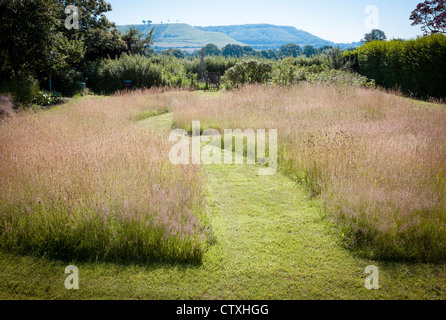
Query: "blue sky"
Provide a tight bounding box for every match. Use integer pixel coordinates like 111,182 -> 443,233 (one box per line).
105,0 -> 424,43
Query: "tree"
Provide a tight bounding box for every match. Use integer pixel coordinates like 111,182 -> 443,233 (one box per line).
57,0 -> 115,32
303,45 -> 317,57
242,46 -> 256,56
362,29 -> 387,43
267,49 -> 278,60
121,27 -> 155,55
320,45 -> 334,54
0,0 -> 84,83
326,47 -> 345,70
260,50 -> 270,59
198,44 -> 221,56
410,0 -> 446,34
279,44 -> 302,58
222,44 -> 244,57
162,49 -> 185,58
82,28 -> 126,61
197,50 -> 206,81
57,0 -> 127,60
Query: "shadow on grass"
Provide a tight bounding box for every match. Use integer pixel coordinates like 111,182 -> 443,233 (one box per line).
0,246 -> 206,270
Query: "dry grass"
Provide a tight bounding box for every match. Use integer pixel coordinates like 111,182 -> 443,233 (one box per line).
0,89 -> 210,263
171,84 -> 446,261
0,94 -> 15,119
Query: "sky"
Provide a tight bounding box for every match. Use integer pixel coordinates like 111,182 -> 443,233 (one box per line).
105,0 -> 425,43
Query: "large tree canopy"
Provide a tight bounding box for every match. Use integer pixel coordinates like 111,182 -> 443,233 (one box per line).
279,44 -> 302,58
198,44 -> 221,56
0,0 -> 84,80
410,0 -> 446,34
57,0 -> 114,32
0,0 -> 156,96
222,44 -> 244,57
121,27 -> 155,56
303,45 -> 317,57
57,0 -> 127,60
0,0 -> 153,77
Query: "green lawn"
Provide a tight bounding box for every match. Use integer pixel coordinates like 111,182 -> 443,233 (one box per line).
0,110 -> 445,300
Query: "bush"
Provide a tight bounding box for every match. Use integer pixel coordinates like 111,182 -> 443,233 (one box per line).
293,55 -> 327,67
222,57 -> 374,90
11,73 -> 39,103
342,50 -> 359,72
87,53 -> 165,94
326,47 -> 346,70
222,60 -> 273,89
159,56 -> 191,88
85,54 -> 203,94
181,56 -> 239,76
33,90 -> 63,106
272,58 -> 306,86
51,68 -> 84,97
305,67 -> 375,88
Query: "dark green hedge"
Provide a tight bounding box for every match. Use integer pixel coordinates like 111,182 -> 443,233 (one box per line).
344,35 -> 446,99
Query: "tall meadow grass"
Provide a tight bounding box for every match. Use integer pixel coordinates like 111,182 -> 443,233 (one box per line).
0,89 -> 210,263
171,84 -> 446,262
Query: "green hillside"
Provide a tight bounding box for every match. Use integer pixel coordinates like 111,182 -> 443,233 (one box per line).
118,23 -> 245,50
118,23 -> 360,51
196,24 -> 360,49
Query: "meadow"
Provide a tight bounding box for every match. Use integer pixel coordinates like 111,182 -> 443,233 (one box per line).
0,91 -> 210,264
0,84 -> 445,299
171,85 -> 446,261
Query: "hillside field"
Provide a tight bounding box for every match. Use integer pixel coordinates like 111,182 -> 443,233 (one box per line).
118,23 -> 245,50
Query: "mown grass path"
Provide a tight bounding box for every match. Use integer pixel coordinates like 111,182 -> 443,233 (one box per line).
197,150 -> 446,299
0,111 -> 445,299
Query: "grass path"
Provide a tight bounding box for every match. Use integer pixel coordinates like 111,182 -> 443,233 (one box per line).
0,111 -> 445,299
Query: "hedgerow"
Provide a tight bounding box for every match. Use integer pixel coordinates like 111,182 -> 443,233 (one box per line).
345,34 -> 446,99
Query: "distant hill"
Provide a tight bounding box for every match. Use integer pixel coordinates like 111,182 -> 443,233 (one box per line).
196,24 -> 360,50
118,23 -> 245,51
117,23 -> 360,51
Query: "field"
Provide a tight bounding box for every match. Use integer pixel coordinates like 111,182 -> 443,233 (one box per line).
0,85 -> 445,299
118,23 -> 245,50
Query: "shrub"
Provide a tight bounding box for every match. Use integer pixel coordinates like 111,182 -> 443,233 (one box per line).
10,73 -> 39,104
342,50 -> 359,72
87,53 -> 165,94
181,56 -> 239,78
33,90 -> 63,106
272,58 -> 306,86
305,68 -> 375,87
159,56 -> 191,88
326,47 -> 346,70
51,68 -> 84,97
222,60 -> 273,89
